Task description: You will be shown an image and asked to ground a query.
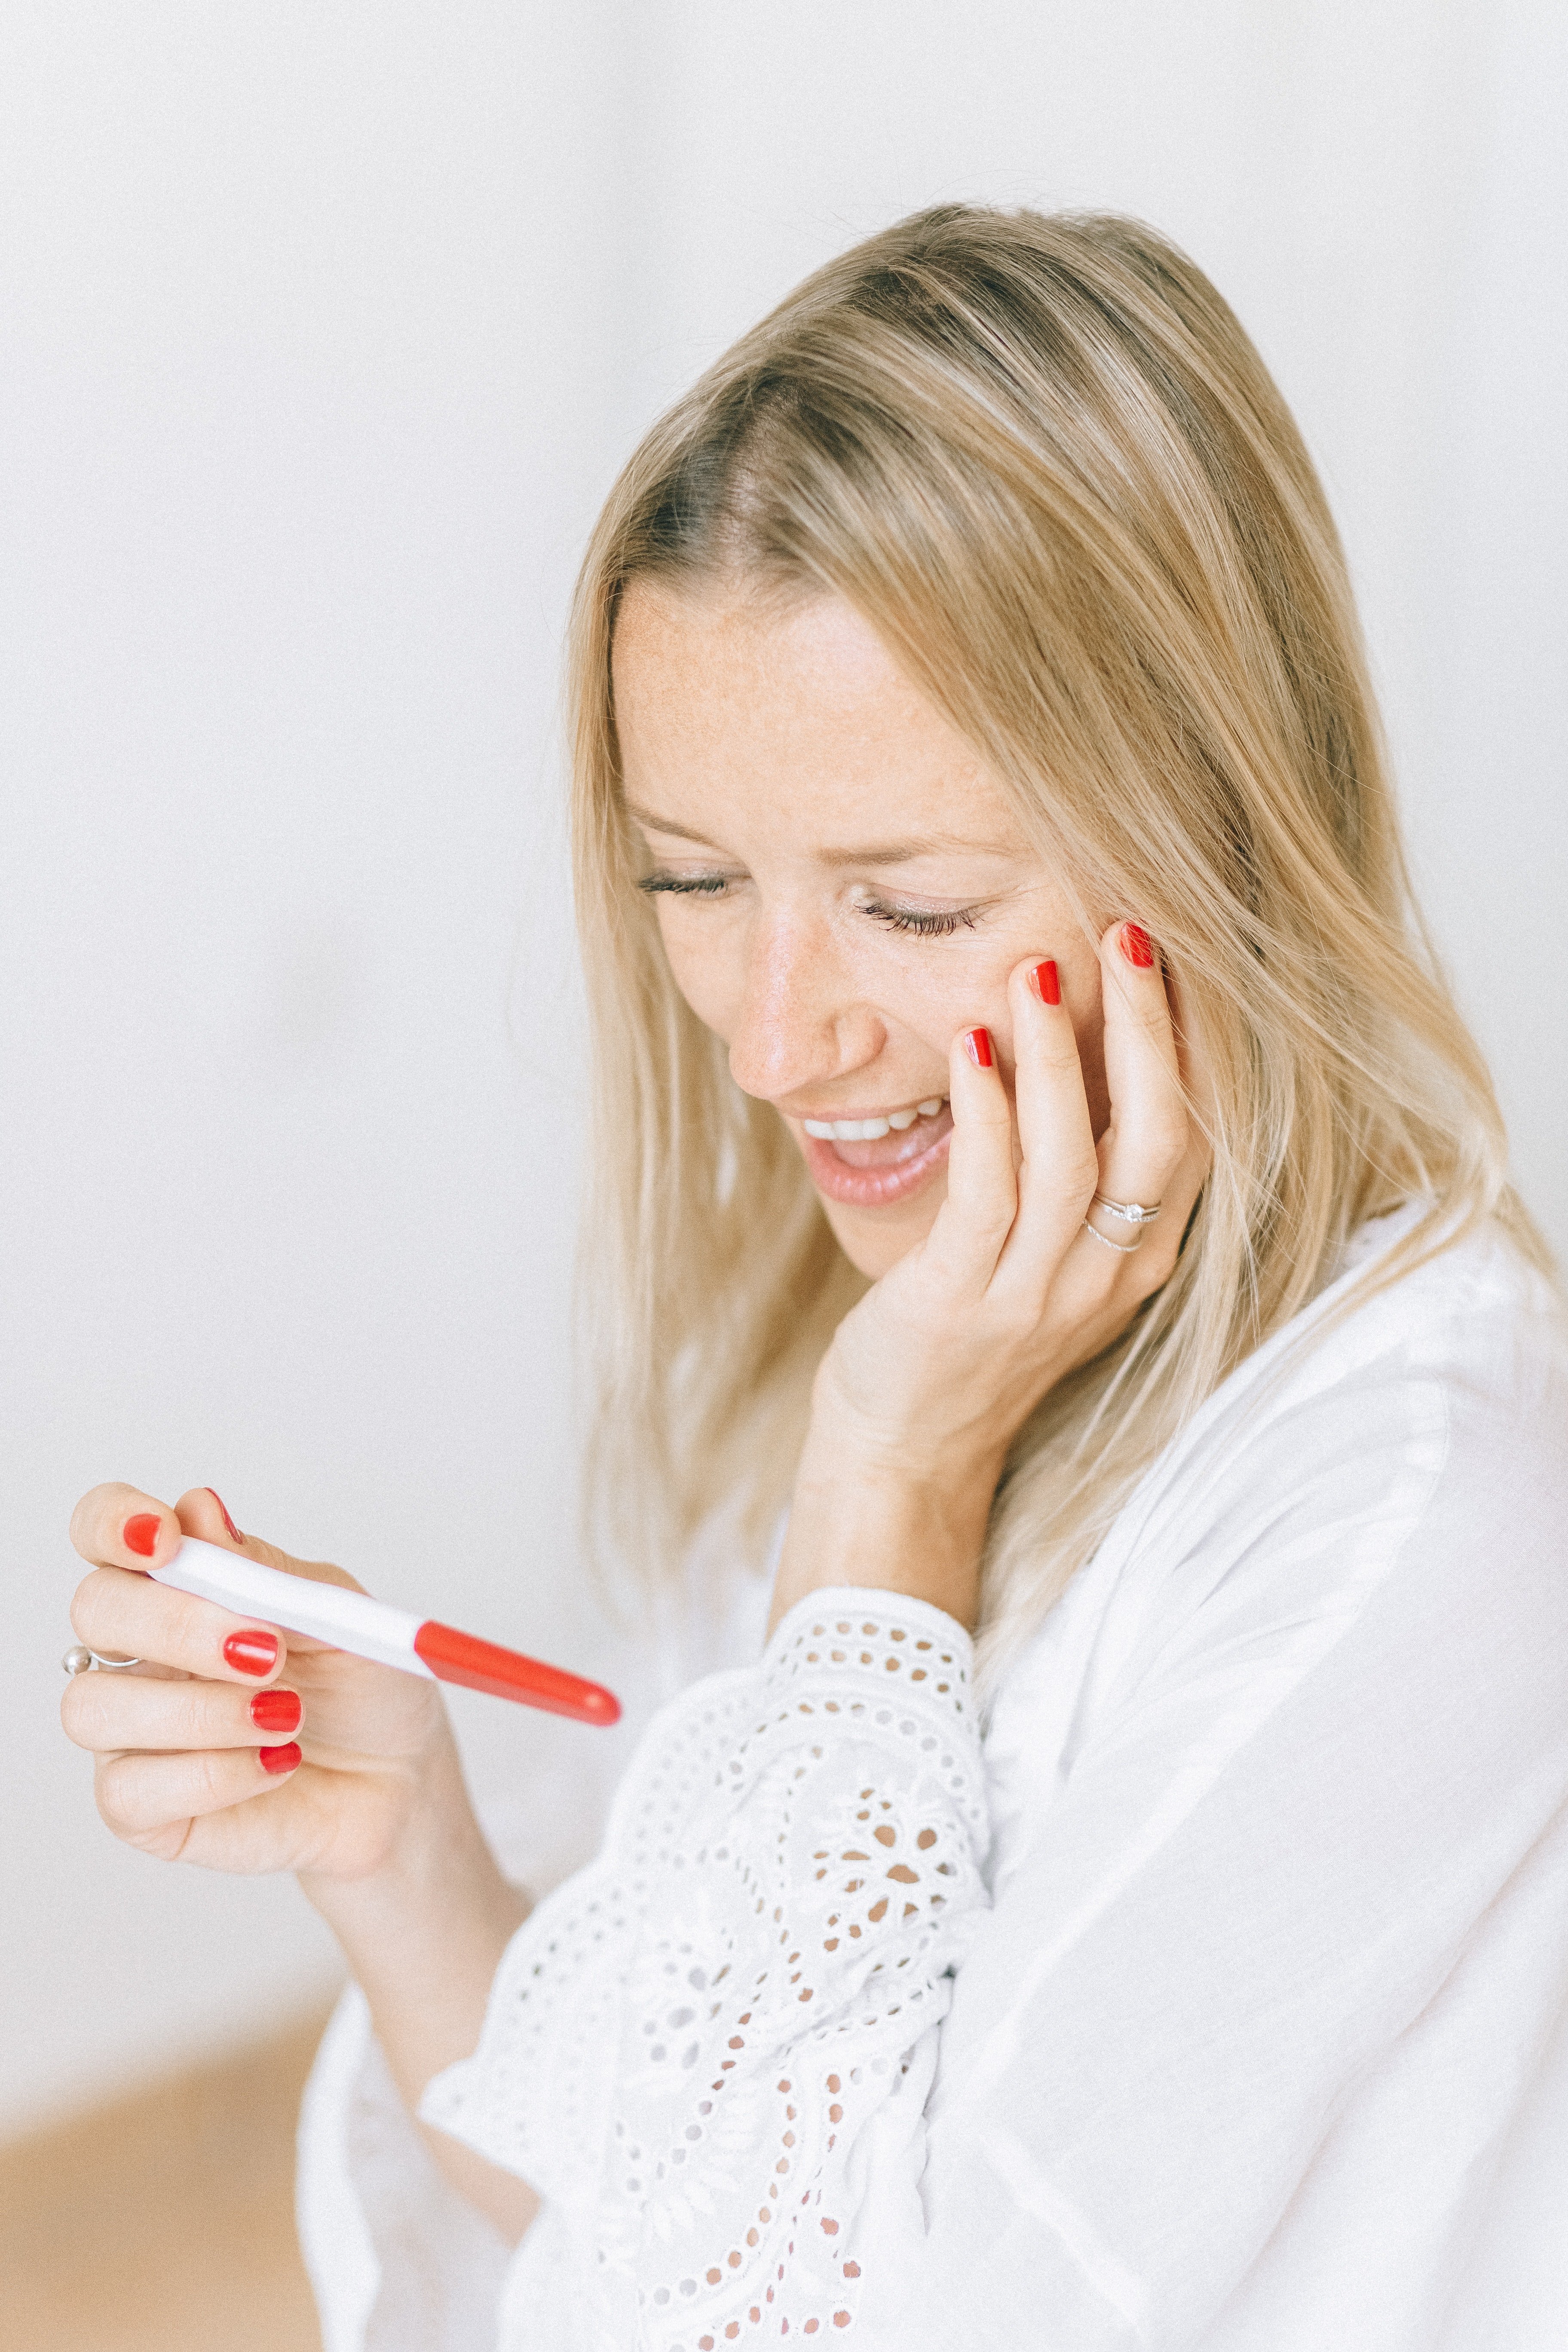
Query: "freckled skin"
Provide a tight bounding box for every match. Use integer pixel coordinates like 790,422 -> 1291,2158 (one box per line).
613,582 -> 1110,1278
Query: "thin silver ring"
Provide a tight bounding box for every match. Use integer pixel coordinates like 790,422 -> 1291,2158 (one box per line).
1092,1193 -> 1163,1225
1081,1217 -> 1144,1256
61,1644 -> 144,1675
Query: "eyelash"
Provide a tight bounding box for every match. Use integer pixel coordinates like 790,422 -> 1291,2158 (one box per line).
862,900 -> 977,937
638,873 -> 729,897
637,873 -> 980,937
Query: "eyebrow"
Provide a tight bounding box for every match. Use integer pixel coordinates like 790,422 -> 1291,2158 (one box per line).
625,805 -> 1017,867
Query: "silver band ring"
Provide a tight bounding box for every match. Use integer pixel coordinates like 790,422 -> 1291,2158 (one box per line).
62,1644 -> 144,1675
1081,1218 -> 1144,1256
1093,1193 -> 1162,1225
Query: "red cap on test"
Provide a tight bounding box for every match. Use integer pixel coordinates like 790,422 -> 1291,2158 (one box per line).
412,1620 -> 621,1724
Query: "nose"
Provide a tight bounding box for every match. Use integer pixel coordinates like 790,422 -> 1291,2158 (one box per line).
726,907 -> 884,1105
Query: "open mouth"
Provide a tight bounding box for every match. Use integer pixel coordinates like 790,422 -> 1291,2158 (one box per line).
794,1095 -> 954,1208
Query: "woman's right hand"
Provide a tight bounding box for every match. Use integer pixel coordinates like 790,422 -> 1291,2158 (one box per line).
63,1481 -> 450,1882
64,1480 -> 540,2238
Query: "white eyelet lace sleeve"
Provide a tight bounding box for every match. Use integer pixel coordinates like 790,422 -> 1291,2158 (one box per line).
420,1588 -> 990,2347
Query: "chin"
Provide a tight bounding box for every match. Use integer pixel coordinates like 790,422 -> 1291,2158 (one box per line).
821,1183 -> 944,1279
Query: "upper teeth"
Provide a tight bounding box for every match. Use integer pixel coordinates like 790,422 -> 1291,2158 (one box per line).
802,1097 -> 946,1142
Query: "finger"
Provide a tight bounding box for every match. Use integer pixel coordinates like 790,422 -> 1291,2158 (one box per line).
176,1484 -> 246,1548
172,1485 -> 364,1608
1087,921 -> 1205,1285
999,957 -> 1100,1288
70,1482 -> 183,1573
96,1741 -> 303,1854
1092,922 -> 1188,1200
71,1567 -> 289,1687
920,1025 -> 1019,1293
70,1481 -> 364,1680
69,1479 -> 360,1599
63,1666 -> 303,1756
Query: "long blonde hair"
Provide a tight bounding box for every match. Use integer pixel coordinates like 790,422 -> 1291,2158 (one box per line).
568,204 -> 1545,1675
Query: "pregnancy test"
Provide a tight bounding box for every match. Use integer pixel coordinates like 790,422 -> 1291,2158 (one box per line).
151,1537 -> 620,1726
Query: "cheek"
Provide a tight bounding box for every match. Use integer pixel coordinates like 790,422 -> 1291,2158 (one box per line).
831,935 -> 1004,1063
653,911 -> 743,1038
875,951 -> 1017,1072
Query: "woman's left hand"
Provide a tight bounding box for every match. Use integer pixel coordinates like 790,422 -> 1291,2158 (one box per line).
771,923 -> 1210,1632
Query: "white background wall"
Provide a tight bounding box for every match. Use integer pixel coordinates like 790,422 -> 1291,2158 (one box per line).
3,0 -> 1564,2134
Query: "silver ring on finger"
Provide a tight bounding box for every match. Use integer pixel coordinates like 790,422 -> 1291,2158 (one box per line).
1081,1217 -> 1144,1256
62,1643 -> 144,1675
1092,1193 -> 1163,1225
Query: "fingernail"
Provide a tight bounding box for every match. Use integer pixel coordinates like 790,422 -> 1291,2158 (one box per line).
250,1688 -> 301,1734
123,1512 -> 161,1559
1120,923 -> 1155,969
1029,960 -> 1060,1006
964,1027 -> 994,1069
206,1488 -> 243,1545
259,1741 -> 301,1777
224,1629 -> 279,1677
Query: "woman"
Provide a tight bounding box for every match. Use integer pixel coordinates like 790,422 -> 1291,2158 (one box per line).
63,208 -> 1568,2349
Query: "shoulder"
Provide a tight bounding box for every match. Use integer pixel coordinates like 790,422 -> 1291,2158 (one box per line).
1305,1204 -> 1563,1396
1178,1207 -> 1564,1529
1083,1211 -> 1568,1702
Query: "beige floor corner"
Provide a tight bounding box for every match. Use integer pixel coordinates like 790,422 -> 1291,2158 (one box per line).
0,2009 -> 331,2352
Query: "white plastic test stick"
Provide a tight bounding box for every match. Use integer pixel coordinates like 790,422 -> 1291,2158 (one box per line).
151,1537 -> 620,1725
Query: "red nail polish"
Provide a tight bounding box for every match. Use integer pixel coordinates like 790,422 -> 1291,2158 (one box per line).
250,1688 -> 301,1734
1030,960 -> 1060,1006
224,1629 -> 279,1677
259,1741 -> 301,1777
964,1027 -> 994,1069
1120,923 -> 1155,969
207,1488 -> 243,1545
123,1512 -> 161,1559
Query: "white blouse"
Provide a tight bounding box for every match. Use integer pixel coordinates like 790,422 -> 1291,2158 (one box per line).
298,1207 -> 1568,2351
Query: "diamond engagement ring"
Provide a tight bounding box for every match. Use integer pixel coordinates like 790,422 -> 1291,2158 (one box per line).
1091,1193 -> 1163,1225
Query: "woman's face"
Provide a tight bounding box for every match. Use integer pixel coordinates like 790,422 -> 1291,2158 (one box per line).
612,581 -> 1111,1279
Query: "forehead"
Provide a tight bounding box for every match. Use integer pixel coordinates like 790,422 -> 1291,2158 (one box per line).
611,579 -> 1023,851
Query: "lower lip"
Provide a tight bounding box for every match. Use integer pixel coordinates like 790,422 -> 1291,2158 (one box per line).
798,1120 -> 953,1208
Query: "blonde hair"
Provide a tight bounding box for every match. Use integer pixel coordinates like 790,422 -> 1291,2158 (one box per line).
568,203 -> 1546,1677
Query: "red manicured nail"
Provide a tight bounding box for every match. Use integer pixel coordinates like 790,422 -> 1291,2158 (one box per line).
206,1488 -> 243,1545
259,1742 -> 301,1777
123,1512 -> 161,1559
1030,960 -> 1060,1006
963,1026 -> 994,1069
250,1688 -> 301,1734
224,1629 -> 279,1677
1120,923 -> 1155,969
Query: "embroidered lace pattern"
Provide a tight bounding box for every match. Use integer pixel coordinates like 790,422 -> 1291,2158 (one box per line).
422,1589 -> 989,2346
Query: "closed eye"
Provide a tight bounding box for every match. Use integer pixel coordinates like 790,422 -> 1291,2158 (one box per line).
861,900 -> 980,937
637,871 -> 732,897
638,874 -> 986,933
